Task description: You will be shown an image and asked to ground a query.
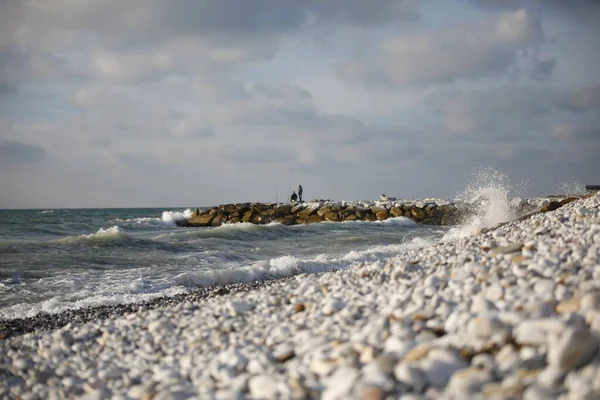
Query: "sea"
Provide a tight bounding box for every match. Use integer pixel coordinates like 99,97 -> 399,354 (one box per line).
0,207 -> 448,320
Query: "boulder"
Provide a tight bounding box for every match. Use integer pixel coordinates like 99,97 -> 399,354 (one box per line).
411,207 -> 426,221
220,204 -> 239,215
317,207 -> 331,217
274,215 -> 296,226
390,207 -> 403,217
242,211 -> 255,223
212,213 -> 226,226
297,214 -> 324,224
297,208 -> 317,218
324,212 -> 341,222
261,209 -> 277,217
188,213 -> 214,227
375,209 -> 390,220
370,206 -> 387,215
363,212 -> 377,222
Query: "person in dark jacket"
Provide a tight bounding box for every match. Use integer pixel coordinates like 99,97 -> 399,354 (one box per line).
290,191 -> 298,204
298,185 -> 303,202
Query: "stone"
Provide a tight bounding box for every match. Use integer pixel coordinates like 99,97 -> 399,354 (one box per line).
547,328 -> 599,373
421,349 -> 468,387
514,318 -> 566,346
188,213 -> 214,227
541,201 -> 562,212
227,300 -> 255,315
447,367 -> 493,398
556,297 -> 581,313
467,316 -> 508,342
273,344 -> 295,362
581,291 -> 600,312
248,375 -> 278,399
322,299 -> 346,315
411,207 -> 425,221
394,363 -> 427,393
323,367 -> 360,400
489,243 -> 523,255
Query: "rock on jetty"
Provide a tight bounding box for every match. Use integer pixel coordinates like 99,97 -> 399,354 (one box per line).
183,199 -> 469,227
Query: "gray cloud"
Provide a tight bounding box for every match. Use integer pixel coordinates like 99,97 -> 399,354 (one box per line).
0,82 -> 17,95
337,9 -> 546,88
552,125 -> 600,140
0,140 -> 46,164
426,85 -> 552,135
553,83 -> 600,112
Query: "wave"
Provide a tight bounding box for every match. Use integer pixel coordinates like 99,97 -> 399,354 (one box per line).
55,226 -> 133,245
173,237 -> 431,288
339,216 -> 417,227
161,209 -> 193,226
38,210 -> 54,214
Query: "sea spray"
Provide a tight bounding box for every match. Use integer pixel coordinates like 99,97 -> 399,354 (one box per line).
558,179 -> 587,196
444,168 -> 520,239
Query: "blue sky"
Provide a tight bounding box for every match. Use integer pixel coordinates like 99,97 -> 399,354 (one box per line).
1,0 -> 598,208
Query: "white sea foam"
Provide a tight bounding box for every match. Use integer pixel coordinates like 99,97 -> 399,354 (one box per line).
55,226 -> 129,244
161,209 -> 193,226
38,210 -> 54,214
113,217 -> 161,224
344,216 -> 417,227
444,168 -> 517,240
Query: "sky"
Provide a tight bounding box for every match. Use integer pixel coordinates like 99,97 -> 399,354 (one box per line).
1,0 -> 599,208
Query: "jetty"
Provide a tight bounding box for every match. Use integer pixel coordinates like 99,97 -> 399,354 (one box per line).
178,197 -> 568,227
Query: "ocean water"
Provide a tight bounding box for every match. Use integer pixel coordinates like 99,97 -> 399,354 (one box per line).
0,207 -> 447,320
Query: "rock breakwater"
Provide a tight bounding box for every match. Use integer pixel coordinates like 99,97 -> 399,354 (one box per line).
183,199 -> 469,227
181,196 -> 573,227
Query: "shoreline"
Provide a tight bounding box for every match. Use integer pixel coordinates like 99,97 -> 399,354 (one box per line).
0,195 -> 576,338
0,278 -> 301,339
1,193 -> 599,398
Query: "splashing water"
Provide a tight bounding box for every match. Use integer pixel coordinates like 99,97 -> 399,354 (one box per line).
445,168 -> 517,239
558,179 -> 587,196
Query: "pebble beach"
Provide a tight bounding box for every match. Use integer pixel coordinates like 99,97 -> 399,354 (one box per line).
1,193 -> 599,399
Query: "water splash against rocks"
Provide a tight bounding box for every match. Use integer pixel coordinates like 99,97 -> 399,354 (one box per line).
445,168 -> 517,239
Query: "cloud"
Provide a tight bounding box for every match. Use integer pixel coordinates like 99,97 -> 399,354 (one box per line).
553,83 -> 600,112
426,86 -> 552,135
552,125 -> 600,140
113,152 -> 171,172
337,9 -> 546,88
0,82 -> 17,95
0,0 -> 420,85
0,140 -> 46,164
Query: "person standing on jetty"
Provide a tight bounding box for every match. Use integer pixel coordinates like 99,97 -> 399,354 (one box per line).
298,184 -> 303,202
290,191 -> 298,204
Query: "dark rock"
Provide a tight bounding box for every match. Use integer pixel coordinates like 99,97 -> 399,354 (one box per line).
390,207 -> 403,217
188,213 -> 214,227
411,207 -> 425,221
541,201 -> 562,213
375,209 -> 390,220
324,212 -> 341,222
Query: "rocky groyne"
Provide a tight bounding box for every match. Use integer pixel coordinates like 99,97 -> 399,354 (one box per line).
180,197 -> 566,227
182,199 -> 469,227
